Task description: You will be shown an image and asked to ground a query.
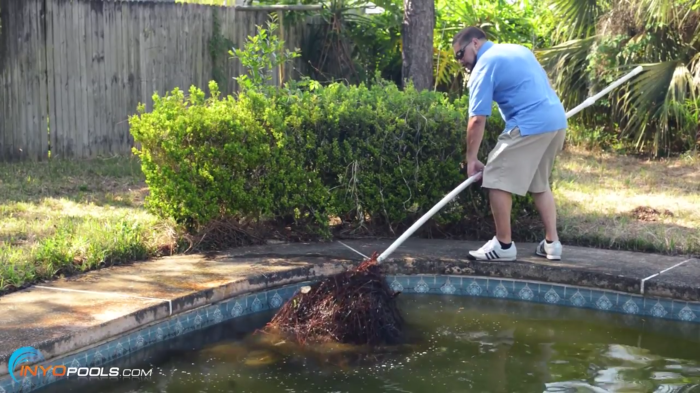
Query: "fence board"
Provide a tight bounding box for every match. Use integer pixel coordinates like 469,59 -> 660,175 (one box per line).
0,60 -> 5,159
165,5 -> 171,91
62,0 -> 72,157
110,1 -> 117,154
83,1 -> 94,157
75,0 -> 86,158
71,1 -> 84,157
70,0 -> 79,158
30,0 -> 40,160
18,0 -> 30,160
51,0 -> 65,158
138,4 -> 147,113
68,0 -> 80,157
10,22 -> 18,160
0,0 -> 316,162
196,6 -> 204,90
6,0 -> 19,160
183,6 -> 192,94
98,0 -> 107,155
117,2 -> 128,153
152,5 -> 161,102
45,0 -> 54,158
26,0 -> 37,160
224,8 -> 235,94
175,5 -> 184,93
125,3 -> 135,151
109,1 -> 121,154
56,0 -> 69,158
131,2 -> 143,151
163,6 -> 171,102
15,0 -> 26,160
114,1 -> 123,154
103,1 -> 114,154
233,8 -> 241,93
147,6 -> 157,111
0,0 -> 5,159
4,0 -> 16,160
38,0 -> 49,159
30,0 -> 45,160
1,52 -> 7,160
202,8 -> 212,92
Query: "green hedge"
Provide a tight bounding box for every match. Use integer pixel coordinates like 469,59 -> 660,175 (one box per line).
129,79 -> 537,239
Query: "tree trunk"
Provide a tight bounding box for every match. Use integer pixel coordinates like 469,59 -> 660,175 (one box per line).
402,0 -> 434,91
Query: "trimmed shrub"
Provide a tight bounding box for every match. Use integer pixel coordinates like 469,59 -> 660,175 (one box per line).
129,78 -> 538,242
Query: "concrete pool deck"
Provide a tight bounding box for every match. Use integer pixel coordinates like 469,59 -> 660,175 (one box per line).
1,238 -> 698,378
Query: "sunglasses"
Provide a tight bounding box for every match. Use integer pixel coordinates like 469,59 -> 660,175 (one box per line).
454,43 -> 471,61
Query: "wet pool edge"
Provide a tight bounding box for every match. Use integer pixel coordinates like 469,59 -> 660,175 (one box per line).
2,254 -> 700,392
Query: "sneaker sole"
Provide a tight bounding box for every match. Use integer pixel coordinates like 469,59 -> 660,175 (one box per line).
535,251 -> 561,261
466,254 -> 516,262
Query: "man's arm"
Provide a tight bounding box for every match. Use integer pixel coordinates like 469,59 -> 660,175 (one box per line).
466,115 -> 487,163
465,64 -> 494,164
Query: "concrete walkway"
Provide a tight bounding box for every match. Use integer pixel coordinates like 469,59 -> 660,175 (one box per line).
0,238 -> 698,377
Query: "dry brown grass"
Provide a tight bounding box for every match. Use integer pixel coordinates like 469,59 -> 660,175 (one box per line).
551,146 -> 700,255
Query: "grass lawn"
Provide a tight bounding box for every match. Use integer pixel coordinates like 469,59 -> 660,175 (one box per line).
552,146 -> 700,255
0,156 -> 179,294
1,148 -> 698,294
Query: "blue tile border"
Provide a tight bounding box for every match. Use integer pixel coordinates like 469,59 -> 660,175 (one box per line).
387,275 -> 700,324
2,275 -> 699,392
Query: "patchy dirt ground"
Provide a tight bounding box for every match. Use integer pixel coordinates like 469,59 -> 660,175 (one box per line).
552,146 -> 700,255
629,206 -> 674,221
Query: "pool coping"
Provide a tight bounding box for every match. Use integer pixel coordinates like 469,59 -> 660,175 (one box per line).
1,238 -> 699,392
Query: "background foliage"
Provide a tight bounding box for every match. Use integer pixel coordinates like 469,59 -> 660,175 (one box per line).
537,0 -> 700,156
133,0 -> 699,245
130,22 -> 539,242
236,0 -> 698,156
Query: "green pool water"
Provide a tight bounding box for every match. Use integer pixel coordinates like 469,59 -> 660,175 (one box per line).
49,294 -> 700,392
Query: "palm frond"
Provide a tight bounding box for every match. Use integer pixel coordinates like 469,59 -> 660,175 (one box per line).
444,1 -> 478,26
691,52 -> 700,83
540,0 -> 699,154
443,1 -> 500,41
547,0 -> 608,41
433,48 -> 462,88
634,0 -> 679,28
687,10 -> 700,47
617,60 -> 699,154
535,36 -> 599,109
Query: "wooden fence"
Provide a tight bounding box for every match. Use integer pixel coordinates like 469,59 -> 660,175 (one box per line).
0,0 -> 313,162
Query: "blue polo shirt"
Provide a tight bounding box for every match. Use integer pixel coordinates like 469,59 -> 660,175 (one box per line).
467,41 -> 567,136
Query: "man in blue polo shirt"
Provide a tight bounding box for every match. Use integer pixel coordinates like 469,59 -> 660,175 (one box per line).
453,26 -> 567,262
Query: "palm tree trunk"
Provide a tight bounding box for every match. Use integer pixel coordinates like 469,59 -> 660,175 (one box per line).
401,0 -> 435,91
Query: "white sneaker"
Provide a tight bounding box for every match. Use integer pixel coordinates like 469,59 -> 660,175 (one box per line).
467,236 -> 517,261
536,239 -> 562,260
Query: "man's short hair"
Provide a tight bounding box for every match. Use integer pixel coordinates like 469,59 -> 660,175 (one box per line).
452,27 -> 487,46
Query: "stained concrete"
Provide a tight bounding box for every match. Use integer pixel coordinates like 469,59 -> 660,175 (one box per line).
230,239 -> 700,296
639,258 -> 700,301
0,238 -> 697,377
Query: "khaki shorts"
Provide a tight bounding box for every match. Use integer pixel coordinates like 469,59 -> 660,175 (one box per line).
481,127 -> 566,196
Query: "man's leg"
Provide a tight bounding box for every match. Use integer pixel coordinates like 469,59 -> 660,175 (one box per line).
532,189 -> 558,242
467,127 -> 552,261
528,128 -> 566,260
490,189 -> 512,244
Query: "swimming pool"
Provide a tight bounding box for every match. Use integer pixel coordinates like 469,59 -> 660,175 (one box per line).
42,292 -> 700,392
5,275 -> 700,393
